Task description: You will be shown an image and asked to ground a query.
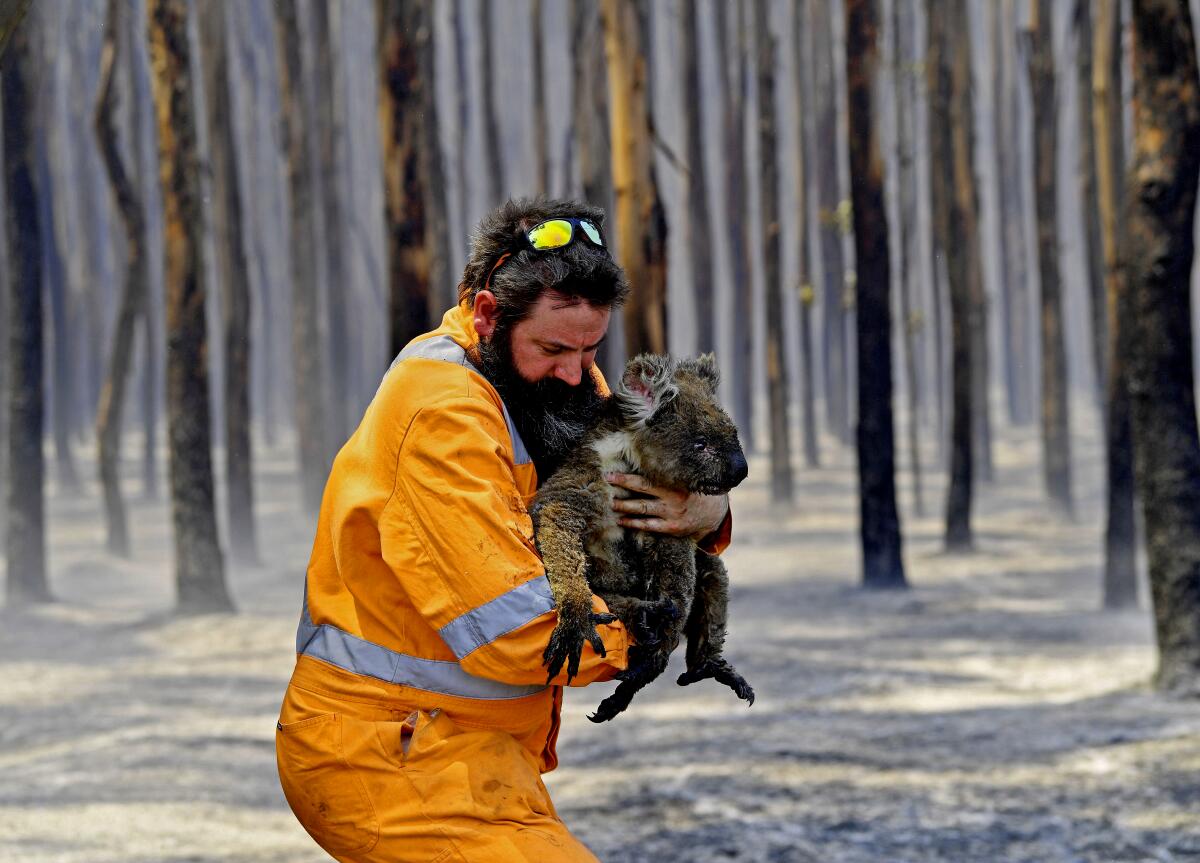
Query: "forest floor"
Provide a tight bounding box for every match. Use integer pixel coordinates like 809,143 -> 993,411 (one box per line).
2,408 -> 1200,863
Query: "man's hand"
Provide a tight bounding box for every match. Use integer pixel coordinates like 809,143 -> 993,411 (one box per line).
605,472 -> 729,542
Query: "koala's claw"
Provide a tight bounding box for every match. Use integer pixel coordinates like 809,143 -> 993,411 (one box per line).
543,612 -> 618,685
677,658 -> 755,706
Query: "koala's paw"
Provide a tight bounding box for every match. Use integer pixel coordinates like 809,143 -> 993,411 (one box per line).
543,611 -> 619,685
624,598 -> 680,649
677,658 -> 755,706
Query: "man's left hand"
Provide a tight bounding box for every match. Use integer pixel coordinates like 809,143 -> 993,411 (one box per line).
605,472 -> 729,542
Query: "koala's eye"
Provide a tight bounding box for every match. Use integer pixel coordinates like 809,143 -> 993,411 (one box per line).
693,438 -> 708,451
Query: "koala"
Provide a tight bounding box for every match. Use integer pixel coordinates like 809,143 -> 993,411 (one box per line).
530,353 -> 754,722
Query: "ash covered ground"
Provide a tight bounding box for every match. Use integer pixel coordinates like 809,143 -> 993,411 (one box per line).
2,414 -> 1198,863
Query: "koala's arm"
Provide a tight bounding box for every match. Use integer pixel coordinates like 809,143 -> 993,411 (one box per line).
381,399 -> 630,687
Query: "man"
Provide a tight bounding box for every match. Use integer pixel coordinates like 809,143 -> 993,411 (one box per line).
276,199 -> 732,861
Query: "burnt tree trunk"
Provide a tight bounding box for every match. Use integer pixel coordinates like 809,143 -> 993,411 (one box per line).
147,0 -> 232,613
715,0 -> 753,445
956,2 -> 991,484
531,0 -> 549,195
311,1 -> 351,448
4,13 -> 48,604
847,0 -> 905,588
126,0 -> 159,503
274,0 -> 328,515
1028,0 -> 1074,515
795,0 -> 819,469
199,0 -> 258,567
569,0 -> 622,378
380,0 -> 431,357
1124,0 -> 1200,693
0,0 -> 30,59
755,0 -> 793,504
893,0 -> 922,515
479,0 -> 505,205
1076,0 -> 1108,408
452,0 -> 470,260
996,0 -> 1034,426
601,0 -> 668,358
814,0 -> 850,444
94,0 -> 149,558
1094,0 -> 1138,609
682,0 -> 715,355
928,0 -> 974,550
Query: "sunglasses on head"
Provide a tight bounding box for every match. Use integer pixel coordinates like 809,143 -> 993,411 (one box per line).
526,217 -> 604,251
484,217 -> 606,292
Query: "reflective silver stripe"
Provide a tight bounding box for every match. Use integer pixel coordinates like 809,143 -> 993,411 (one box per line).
388,335 -> 532,466
296,588 -> 546,700
438,575 -> 555,659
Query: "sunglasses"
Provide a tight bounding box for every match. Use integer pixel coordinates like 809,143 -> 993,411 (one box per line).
484,218 -> 606,292
526,217 -> 604,251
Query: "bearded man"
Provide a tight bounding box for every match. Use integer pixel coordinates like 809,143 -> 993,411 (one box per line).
275,199 -> 732,862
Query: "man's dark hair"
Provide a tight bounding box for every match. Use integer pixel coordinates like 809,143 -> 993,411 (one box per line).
458,198 -> 630,331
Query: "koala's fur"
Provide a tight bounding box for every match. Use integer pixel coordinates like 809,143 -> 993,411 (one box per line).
531,353 -> 754,722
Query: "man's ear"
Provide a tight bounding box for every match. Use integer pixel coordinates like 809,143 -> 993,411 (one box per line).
473,290 -> 499,339
616,354 -> 678,425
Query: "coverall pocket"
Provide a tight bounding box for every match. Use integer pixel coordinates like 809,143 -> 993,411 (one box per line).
276,713 -> 380,857
404,710 -> 557,823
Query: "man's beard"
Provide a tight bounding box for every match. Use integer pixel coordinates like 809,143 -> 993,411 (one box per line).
474,325 -> 605,480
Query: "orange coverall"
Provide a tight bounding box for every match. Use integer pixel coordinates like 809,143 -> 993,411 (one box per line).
276,303 -> 731,861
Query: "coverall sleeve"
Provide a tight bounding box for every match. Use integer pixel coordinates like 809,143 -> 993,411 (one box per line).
381,396 -> 629,687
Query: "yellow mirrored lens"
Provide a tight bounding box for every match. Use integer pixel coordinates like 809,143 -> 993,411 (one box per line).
529,220 -> 573,249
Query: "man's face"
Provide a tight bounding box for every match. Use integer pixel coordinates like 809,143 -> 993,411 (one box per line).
474,290 -> 611,477
504,291 -> 611,386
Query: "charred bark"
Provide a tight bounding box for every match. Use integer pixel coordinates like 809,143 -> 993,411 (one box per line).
1076,0 -> 1108,407
311,0 -> 351,449
755,0 -> 793,504
147,0 -> 232,613
199,0 -> 258,567
379,0 -> 431,357
479,0 -> 505,206
814,0 -> 850,444
892,0 -> 922,514
1094,0 -> 1138,609
274,0 -> 328,515
601,0 -> 668,358
1124,0 -> 1200,693
532,0 -> 549,195
1028,0 -> 1074,515
94,0 -> 150,557
847,0 -> 905,588
4,14 -> 48,603
795,0 -> 819,469
715,0 -> 753,446
682,0 -> 715,355
928,0 -> 973,550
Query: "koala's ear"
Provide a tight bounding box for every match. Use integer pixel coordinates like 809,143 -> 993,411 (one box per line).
689,353 -> 720,394
616,354 -> 678,425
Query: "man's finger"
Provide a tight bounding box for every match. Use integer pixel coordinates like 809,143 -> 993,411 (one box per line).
605,471 -> 652,492
613,497 -> 659,515
617,516 -> 671,532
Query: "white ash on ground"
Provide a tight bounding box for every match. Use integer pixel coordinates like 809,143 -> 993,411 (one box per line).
2,415 -> 1198,862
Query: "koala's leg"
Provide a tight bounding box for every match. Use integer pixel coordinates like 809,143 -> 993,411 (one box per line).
531,493 -> 616,685
589,538 -> 695,722
676,553 -> 754,705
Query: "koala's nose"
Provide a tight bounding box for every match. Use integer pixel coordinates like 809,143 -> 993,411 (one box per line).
728,450 -> 749,486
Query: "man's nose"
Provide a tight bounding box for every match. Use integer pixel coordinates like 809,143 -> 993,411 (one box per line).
554,360 -> 584,386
